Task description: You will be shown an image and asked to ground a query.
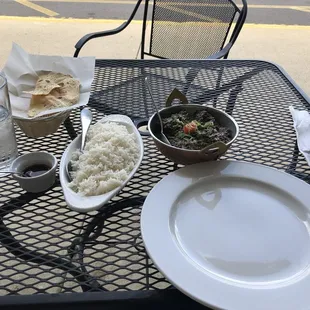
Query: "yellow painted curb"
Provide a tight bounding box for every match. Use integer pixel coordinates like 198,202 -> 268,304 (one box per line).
33,0 -> 310,12
0,16 -> 309,31
0,16 -> 141,24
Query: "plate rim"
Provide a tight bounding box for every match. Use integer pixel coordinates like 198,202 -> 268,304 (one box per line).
141,160 -> 310,310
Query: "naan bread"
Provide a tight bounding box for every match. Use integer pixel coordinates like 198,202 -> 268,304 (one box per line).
27,72 -> 80,117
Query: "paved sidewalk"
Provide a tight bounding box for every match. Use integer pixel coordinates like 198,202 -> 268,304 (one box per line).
0,17 -> 309,95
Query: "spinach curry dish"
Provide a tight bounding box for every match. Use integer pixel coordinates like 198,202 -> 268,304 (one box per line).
162,110 -> 231,150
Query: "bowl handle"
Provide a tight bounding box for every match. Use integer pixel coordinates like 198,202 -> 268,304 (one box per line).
166,88 -> 189,107
200,141 -> 228,158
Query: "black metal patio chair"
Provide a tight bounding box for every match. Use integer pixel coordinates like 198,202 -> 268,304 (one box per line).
74,0 -> 247,60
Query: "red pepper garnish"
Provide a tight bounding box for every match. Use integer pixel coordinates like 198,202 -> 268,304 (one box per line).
183,121 -> 197,134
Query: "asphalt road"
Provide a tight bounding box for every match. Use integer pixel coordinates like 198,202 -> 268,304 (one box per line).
0,0 -> 309,25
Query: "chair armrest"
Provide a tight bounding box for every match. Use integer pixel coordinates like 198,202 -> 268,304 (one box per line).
74,22 -> 127,57
207,43 -> 232,60
74,0 -> 143,57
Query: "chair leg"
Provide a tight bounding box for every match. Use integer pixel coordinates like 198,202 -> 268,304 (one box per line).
64,117 -> 77,140
141,68 -> 151,118
286,140 -> 299,173
226,84 -> 243,115
136,40 -> 142,59
182,68 -> 201,95
213,67 -> 224,108
212,52 -> 229,107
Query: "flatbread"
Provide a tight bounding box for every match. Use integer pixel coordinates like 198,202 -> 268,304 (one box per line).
27,72 -> 80,117
25,72 -> 71,95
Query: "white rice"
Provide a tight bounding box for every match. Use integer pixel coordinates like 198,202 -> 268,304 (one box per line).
68,121 -> 139,196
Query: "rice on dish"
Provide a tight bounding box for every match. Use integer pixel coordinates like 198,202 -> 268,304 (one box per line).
68,121 -> 139,196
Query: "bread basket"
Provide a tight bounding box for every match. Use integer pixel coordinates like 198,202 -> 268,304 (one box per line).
14,110 -> 71,138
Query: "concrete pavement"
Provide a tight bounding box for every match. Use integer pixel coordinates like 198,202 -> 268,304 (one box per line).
0,17 -> 309,95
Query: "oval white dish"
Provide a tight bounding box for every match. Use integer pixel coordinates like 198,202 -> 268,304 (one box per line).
60,114 -> 144,212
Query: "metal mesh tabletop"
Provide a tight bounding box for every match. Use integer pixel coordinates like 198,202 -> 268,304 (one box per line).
0,59 -> 309,306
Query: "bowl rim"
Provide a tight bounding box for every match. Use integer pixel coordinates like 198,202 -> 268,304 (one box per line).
13,110 -> 71,121
148,104 -> 239,152
11,151 -> 58,180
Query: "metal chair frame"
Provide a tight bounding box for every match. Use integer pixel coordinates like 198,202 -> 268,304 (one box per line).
74,0 -> 247,59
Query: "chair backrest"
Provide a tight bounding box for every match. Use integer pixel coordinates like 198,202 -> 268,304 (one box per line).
141,0 -> 247,59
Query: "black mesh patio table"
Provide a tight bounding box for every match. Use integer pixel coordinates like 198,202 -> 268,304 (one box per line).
0,59 -> 309,309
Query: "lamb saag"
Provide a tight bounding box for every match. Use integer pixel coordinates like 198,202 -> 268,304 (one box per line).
162,110 -> 230,150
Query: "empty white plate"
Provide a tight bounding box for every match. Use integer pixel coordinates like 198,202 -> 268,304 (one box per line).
141,160 -> 310,310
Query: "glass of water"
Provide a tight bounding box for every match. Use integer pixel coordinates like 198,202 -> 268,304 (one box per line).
0,73 -> 18,174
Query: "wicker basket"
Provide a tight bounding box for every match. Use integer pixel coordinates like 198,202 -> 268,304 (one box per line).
14,111 -> 71,138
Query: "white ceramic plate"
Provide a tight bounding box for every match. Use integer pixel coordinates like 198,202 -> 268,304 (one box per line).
60,114 -> 144,213
141,160 -> 310,310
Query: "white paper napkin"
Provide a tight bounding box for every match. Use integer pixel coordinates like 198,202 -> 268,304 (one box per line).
289,106 -> 310,166
1,43 -> 95,119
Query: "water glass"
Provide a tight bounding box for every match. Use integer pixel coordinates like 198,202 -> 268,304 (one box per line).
0,73 -> 18,173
